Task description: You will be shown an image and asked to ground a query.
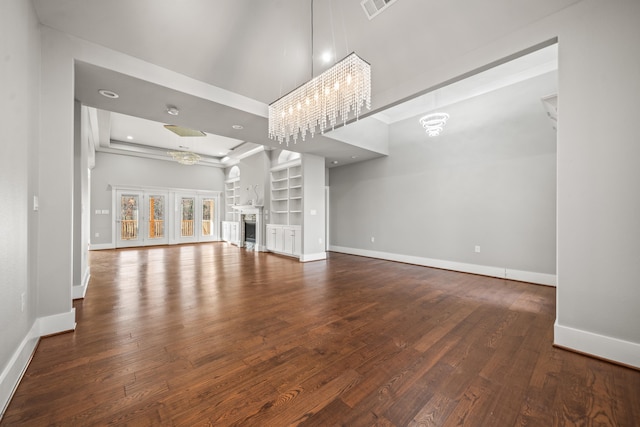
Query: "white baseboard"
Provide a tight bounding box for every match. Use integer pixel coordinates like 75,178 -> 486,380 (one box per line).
300,252 -> 327,262
555,322 -> 640,369
89,243 -> 115,250
506,268 -> 556,286
1,309 -> 76,419
0,322 -> 39,419
73,267 -> 90,300
328,245 -> 556,287
37,309 -> 76,337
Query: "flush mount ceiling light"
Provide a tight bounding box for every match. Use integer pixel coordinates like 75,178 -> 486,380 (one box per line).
163,125 -> 206,137
419,112 -> 450,137
167,150 -> 201,165
268,0 -> 371,146
232,124 -> 244,130
166,106 -> 180,116
98,89 -> 119,99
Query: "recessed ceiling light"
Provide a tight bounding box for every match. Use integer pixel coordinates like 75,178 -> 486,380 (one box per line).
331,160 -> 339,165
218,152 -> 226,155
126,135 -> 133,140
351,155 -> 358,159
166,106 -> 180,116
179,145 -> 189,149
321,51 -> 333,63
232,124 -> 243,130
98,89 -> 119,99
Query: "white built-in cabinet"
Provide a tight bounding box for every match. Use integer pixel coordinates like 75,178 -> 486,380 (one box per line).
266,224 -> 301,257
267,160 -> 303,258
222,176 -> 241,245
221,220 -> 239,245
224,177 -> 241,222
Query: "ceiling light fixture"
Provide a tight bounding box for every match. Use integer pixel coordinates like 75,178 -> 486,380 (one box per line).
232,124 -> 244,130
163,125 -> 205,137
268,0 -> 371,146
98,89 -> 119,99
167,150 -> 201,165
166,106 -> 180,116
419,112 -> 450,137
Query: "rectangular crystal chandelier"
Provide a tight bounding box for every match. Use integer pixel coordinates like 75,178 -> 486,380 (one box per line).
268,52 -> 371,145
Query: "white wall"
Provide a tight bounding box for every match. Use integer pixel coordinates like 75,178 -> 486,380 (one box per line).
90,152 -> 225,246
330,72 -> 557,282
330,0 -> 640,367
0,0 -> 42,414
234,151 -> 269,207
302,154 -> 327,261
553,0 -> 640,366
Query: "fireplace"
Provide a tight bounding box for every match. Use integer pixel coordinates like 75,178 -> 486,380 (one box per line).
244,220 -> 256,243
232,205 -> 264,251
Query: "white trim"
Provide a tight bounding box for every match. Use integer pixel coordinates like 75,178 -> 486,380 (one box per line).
555,322 -> 640,369
506,268 -> 556,287
37,309 -> 76,337
270,158 -> 302,172
90,243 -> 115,251
237,145 -> 265,161
300,252 -> 327,262
73,267 -> 91,299
329,245 -> 556,286
1,309 -> 76,418
0,322 -> 39,419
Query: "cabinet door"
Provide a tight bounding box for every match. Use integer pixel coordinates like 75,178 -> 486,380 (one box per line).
292,228 -> 301,256
266,225 -> 276,250
222,222 -> 230,242
284,227 -> 295,255
274,226 -> 284,252
230,223 -> 238,244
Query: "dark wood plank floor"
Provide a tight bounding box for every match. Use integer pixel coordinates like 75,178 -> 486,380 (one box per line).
3,243 -> 639,426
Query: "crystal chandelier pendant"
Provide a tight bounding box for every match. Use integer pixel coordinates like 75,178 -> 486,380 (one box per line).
268,52 -> 372,146
167,151 -> 201,165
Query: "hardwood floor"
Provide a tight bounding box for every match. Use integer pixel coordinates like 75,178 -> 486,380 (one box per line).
3,243 -> 639,426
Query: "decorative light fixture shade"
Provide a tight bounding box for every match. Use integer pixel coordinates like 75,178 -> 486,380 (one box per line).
268,52 -> 372,145
168,151 -> 201,165
419,112 -> 450,137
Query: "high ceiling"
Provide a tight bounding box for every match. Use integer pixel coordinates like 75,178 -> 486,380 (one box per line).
32,0 -> 575,167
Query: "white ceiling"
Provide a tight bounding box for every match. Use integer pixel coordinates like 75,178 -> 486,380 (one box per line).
33,0 -> 571,167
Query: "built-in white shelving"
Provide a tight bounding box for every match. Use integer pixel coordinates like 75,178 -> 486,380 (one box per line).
269,161 -> 302,226
225,177 -> 241,221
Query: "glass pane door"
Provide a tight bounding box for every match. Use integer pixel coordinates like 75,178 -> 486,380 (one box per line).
116,190 -> 143,248
146,193 -> 168,245
200,196 -> 217,241
176,195 -> 197,243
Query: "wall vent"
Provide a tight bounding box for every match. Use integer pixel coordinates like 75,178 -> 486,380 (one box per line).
361,0 -> 398,20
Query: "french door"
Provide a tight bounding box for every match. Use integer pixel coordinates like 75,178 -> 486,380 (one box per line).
116,190 -> 169,248
115,187 -> 220,248
174,194 -> 220,244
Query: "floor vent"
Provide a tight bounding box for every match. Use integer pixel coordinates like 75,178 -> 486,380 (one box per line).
361,0 -> 398,20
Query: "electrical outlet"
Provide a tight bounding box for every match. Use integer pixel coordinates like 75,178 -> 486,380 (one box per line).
371,236 -> 375,243
475,245 -> 481,253
95,232 -> 100,238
